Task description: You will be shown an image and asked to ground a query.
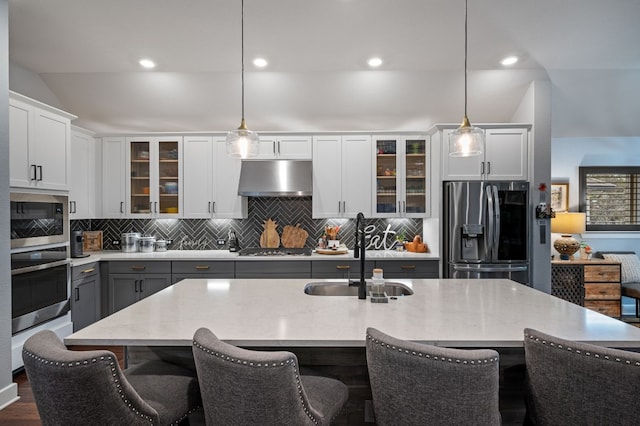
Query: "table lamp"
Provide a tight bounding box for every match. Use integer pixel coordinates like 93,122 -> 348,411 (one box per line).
551,212 -> 586,260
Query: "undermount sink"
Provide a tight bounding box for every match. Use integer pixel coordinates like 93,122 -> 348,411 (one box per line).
303,281 -> 414,296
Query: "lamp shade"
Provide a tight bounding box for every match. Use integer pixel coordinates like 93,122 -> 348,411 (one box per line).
551,212 -> 586,235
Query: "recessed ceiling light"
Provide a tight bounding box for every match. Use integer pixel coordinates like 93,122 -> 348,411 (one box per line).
367,57 -> 383,68
500,56 -> 518,66
253,58 -> 268,68
139,58 -> 156,69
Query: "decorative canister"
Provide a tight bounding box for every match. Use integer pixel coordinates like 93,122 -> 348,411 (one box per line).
139,236 -> 156,253
121,232 -> 141,253
154,240 -> 168,252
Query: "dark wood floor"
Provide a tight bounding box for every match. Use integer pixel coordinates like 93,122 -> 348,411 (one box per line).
0,370 -> 40,426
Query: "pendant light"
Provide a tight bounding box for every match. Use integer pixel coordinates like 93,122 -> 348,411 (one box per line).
226,0 -> 260,159
449,0 -> 484,157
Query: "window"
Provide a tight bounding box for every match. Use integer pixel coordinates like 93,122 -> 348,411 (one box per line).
579,166 -> 640,231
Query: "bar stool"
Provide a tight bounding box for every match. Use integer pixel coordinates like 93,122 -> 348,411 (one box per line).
192,327 -> 348,425
22,330 -> 201,425
524,327 -> 640,425
365,327 -> 501,426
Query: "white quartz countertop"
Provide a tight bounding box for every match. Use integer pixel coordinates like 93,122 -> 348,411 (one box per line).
70,250 -> 438,267
65,278 -> 640,349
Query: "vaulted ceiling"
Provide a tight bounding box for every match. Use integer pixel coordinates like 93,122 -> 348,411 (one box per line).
8,0 -> 640,136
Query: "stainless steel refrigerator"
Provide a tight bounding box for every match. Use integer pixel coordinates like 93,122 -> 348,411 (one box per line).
443,181 -> 530,285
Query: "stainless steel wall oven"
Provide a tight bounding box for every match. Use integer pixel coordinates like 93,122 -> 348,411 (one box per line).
11,245 -> 71,334
10,191 -> 71,334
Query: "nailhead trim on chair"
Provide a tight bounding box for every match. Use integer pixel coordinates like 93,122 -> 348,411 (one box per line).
524,332 -> 640,366
366,334 -> 499,365
22,350 -> 156,424
193,340 -> 320,425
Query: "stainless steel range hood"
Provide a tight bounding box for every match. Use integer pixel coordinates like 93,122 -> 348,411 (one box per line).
238,160 -> 312,197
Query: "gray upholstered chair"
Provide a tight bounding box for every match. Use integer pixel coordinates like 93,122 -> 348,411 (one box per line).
365,327 -> 501,426
22,330 -> 201,425
192,327 -> 348,425
524,327 -> 640,425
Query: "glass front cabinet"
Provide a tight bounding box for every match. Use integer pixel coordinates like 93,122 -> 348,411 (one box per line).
127,137 -> 182,217
373,136 -> 429,218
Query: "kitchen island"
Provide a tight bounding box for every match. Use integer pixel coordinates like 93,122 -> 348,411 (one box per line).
65,278 -> 640,425
66,277 -> 640,347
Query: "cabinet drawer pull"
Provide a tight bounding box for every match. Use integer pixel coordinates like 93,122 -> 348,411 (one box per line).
82,268 -> 96,274
336,265 -> 351,270
195,265 -> 210,270
401,265 -> 417,270
131,266 -> 146,271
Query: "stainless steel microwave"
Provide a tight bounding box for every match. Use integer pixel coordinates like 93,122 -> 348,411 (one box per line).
10,192 -> 69,249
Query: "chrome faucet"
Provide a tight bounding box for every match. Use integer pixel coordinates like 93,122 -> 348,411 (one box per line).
349,212 -> 367,299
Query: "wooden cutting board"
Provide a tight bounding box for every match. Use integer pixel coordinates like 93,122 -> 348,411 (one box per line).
259,218 -> 280,248
281,224 -> 309,248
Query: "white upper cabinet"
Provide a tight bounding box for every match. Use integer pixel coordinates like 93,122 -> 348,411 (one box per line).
182,136 -> 247,219
254,135 -> 312,159
101,137 -> 127,218
440,125 -> 529,181
313,135 -> 372,218
9,92 -> 76,191
372,135 -> 430,218
69,127 -> 97,219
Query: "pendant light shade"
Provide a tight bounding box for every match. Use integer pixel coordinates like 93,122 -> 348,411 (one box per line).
449,0 -> 484,157
226,0 -> 259,159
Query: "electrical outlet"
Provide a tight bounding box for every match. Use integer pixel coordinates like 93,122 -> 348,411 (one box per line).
112,240 -> 120,246
217,239 -> 226,245
166,239 -> 173,245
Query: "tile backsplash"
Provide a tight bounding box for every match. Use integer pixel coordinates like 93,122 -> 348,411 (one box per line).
72,197 -> 423,251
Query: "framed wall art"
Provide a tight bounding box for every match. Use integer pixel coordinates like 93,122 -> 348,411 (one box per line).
551,183 -> 569,212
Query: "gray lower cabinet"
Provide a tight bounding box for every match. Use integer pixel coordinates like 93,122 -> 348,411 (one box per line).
235,261 -> 312,278
375,260 -> 439,278
108,261 -> 172,314
171,261 -> 235,283
71,262 -> 101,332
312,260 -> 376,279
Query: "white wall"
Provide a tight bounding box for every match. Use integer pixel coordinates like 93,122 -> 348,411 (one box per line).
511,79 -> 553,292
0,0 -> 19,410
9,62 -> 63,109
551,137 -> 640,253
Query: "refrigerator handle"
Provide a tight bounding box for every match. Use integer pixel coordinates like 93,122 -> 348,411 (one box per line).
492,185 -> 501,258
485,185 -> 495,259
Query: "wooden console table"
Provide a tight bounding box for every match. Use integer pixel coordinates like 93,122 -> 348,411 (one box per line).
551,259 -> 622,318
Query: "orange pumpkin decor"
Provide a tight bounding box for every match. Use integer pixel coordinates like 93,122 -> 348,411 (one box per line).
404,235 -> 428,253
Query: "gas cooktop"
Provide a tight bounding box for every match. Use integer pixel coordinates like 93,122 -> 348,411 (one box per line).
237,247 -> 312,256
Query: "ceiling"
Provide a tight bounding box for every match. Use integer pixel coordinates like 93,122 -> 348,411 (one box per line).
8,0 -> 640,136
